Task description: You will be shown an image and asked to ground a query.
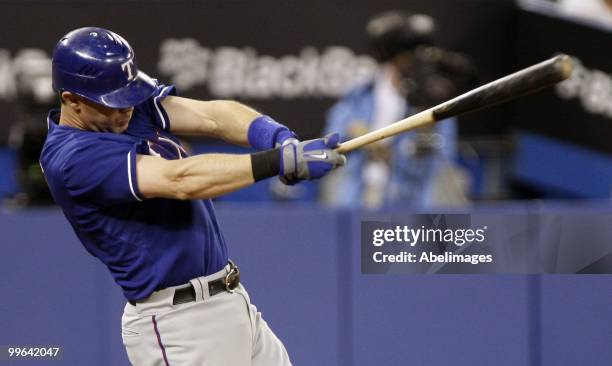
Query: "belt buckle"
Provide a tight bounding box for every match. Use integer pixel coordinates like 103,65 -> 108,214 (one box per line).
225,259 -> 240,293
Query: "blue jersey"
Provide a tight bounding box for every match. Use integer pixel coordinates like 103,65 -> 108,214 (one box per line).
40,84 -> 228,301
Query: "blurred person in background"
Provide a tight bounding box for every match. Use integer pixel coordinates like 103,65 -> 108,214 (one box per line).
321,10 -> 474,209
8,49 -> 55,206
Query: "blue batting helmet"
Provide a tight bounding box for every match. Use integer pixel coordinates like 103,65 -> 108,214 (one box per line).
52,27 -> 156,108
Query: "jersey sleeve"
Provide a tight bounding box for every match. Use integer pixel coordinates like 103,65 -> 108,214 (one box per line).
136,82 -> 177,131
62,137 -> 148,206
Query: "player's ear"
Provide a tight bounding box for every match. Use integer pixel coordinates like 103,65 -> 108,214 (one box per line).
61,91 -> 82,109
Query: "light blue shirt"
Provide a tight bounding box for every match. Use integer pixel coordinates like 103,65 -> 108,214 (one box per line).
324,80 -> 457,208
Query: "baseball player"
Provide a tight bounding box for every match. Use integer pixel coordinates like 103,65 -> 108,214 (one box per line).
40,27 -> 345,366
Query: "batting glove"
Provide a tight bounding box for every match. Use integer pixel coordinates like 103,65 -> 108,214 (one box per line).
275,132 -> 300,185
279,133 -> 346,185
274,129 -> 299,148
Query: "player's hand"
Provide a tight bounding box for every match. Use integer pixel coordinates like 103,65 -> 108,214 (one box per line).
279,133 -> 346,185
274,130 -> 300,185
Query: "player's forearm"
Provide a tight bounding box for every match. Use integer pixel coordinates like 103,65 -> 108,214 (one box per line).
137,134 -> 345,200
163,97 -> 295,150
201,101 -> 294,151
170,153 -> 255,199
163,97 -> 260,146
200,100 -> 260,146
137,153 -> 256,200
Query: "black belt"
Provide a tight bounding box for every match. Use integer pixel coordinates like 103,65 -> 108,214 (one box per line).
129,260 -> 240,306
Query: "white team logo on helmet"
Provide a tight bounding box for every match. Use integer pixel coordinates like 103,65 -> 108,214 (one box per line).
121,59 -> 136,81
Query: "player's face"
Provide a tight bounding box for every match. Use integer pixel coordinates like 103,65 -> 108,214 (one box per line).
78,97 -> 134,133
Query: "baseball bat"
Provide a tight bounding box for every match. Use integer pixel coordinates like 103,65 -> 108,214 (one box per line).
336,54 -> 573,153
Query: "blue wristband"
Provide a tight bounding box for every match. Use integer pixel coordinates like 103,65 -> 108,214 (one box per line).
247,115 -> 288,150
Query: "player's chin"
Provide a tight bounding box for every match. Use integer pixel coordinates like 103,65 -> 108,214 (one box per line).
112,120 -> 130,133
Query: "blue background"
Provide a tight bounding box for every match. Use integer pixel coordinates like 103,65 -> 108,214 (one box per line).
1,202 -> 611,366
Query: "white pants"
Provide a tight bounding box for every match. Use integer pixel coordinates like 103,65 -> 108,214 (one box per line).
122,265 -> 292,366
